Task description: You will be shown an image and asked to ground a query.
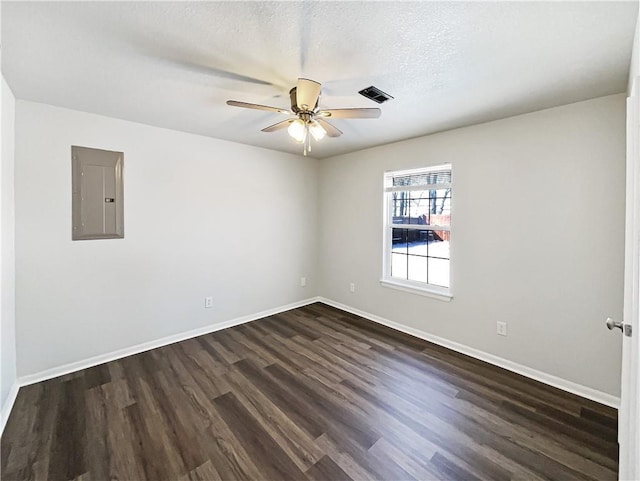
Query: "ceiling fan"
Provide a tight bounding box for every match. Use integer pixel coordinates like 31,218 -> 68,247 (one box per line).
227,78 -> 382,156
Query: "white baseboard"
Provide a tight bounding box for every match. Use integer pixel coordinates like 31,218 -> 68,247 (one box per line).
318,297 -> 621,409
19,296 -> 322,387
1,381 -> 20,436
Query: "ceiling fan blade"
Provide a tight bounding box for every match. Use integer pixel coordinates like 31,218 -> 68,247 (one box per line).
186,65 -> 277,86
166,59 -> 279,86
261,119 -> 294,132
315,119 -> 342,138
296,78 -> 321,111
227,100 -> 291,115
317,108 -> 381,119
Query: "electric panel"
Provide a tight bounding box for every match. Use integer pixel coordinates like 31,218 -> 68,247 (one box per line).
72,146 -> 124,240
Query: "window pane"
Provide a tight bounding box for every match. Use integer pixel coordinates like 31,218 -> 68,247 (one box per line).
428,258 -> 450,287
391,253 -> 407,279
407,230 -> 429,256
408,195 -> 430,225
408,255 -> 427,283
392,195 -> 409,220
430,215 -> 450,229
428,237 -> 450,259
391,228 -> 407,253
388,189 -> 451,227
430,190 -> 451,225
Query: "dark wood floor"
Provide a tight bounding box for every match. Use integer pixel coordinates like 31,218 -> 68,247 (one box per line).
1,302 -> 618,481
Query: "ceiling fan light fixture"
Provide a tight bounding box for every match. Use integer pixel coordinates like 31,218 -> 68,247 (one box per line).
309,121 -> 327,141
288,118 -> 307,143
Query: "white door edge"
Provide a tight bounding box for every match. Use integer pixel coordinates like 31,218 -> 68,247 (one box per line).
619,75 -> 640,481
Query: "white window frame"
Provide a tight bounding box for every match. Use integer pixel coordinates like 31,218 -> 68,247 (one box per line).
381,164 -> 452,301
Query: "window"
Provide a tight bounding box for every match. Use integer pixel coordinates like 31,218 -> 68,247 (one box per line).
382,164 -> 452,300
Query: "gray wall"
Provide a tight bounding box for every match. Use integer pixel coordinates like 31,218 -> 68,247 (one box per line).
629,10 -> 639,94
9,93 -> 627,401
14,101 -> 318,376
318,94 -> 626,397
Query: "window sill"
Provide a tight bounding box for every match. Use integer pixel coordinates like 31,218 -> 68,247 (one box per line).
380,278 -> 452,302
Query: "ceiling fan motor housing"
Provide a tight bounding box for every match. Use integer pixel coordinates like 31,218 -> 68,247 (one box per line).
289,87 -> 318,114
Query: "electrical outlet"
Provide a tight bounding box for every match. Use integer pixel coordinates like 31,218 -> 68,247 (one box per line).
300,277 -> 307,287
497,321 -> 508,336
349,282 -> 356,293
204,297 -> 213,308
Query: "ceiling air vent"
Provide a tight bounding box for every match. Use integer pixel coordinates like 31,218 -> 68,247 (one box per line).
358,86 -> 393,104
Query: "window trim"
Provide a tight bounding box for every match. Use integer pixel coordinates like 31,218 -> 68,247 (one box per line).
381,164 -> 452,300
379,278 -> 453,301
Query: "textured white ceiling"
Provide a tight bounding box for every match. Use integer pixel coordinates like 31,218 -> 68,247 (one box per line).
2,1 -> 638,159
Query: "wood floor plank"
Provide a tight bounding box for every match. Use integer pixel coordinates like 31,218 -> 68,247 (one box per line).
213,392 -> 308,481
340,376 -> 517,481
430,451 -> 483,481
314,430 -> 415,481
419,342 -> 600,417
84,387 -> 110,481
224,369 -> 325,472
451,390 -> 618,475
100,392 -> 147,481
368,437 -> 443,481
304,455 -> 354,481
581,406 -> 618,430
265,363 -> 382,450
233,358 -> 328,439
178,459 -> 223,481
49,379 -> 86,481
313,433 -> 377,481
1,302 -> 618,481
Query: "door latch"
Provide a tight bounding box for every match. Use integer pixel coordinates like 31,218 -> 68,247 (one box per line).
606,318 -> 632,337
